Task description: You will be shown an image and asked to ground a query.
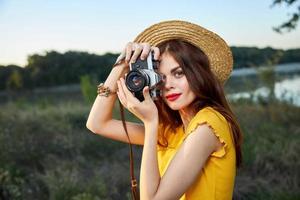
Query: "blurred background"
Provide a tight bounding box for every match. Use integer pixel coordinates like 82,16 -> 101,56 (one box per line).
0,0 -> 299,199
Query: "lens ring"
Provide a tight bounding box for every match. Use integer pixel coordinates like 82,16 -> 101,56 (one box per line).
126,70 -> 149,92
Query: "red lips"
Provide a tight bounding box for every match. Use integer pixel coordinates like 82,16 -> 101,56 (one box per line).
165,93 -> 181,101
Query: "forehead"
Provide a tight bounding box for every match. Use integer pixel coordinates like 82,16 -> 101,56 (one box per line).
158,53 -> 180,73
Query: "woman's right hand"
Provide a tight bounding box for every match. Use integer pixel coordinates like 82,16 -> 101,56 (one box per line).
114,42 -> 160,69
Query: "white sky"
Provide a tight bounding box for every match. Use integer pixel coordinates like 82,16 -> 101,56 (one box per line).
1,0 -> 300,66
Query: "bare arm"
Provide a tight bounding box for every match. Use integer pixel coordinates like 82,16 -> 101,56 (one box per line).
86,62 -> 146,145
141,124 -> 221,200
86,42 -> 160,146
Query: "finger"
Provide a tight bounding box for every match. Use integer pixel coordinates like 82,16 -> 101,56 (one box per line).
125,42 -> 133,63
120,78 -> 140,104
117,91 -> 127,108
130,43 -> 143,63
151,46 -> 160,60
143,86 -> 152,101
115,51 -> 126,64
117,80 -> 128,107
140,43 -> 151,60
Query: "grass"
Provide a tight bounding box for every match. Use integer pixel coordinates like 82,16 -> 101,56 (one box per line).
0,94 -> 299,200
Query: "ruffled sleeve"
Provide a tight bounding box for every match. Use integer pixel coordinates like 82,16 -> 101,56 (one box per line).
182,107 -> 232,158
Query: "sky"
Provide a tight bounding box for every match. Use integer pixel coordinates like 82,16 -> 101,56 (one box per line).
1,0 -> 300,66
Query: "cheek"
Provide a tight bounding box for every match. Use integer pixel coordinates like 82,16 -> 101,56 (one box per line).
182,81 -> 196,100
180,78 -> 191,92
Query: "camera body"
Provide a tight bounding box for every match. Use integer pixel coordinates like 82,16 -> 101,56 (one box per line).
125,51 -> 162,101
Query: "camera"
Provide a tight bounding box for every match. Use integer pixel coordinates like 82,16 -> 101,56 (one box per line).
125,51 -> 163,101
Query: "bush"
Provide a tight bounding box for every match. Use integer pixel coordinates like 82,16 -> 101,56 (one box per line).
0,96 -> 299,199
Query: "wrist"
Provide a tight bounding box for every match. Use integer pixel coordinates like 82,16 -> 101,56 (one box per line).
144,118 -> 159,130
113,59 -> 128,70
97,83 -> 117,97
112,64 -> 126,72
111,64 -> 128,77
144,121 -> 159,141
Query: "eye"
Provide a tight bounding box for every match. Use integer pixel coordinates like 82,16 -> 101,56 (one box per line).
174,70 -> 184,78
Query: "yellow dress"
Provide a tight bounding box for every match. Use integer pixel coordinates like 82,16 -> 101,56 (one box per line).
157,107 -> 236,200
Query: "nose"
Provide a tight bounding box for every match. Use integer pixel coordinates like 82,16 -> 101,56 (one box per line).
163,75 -> 174,91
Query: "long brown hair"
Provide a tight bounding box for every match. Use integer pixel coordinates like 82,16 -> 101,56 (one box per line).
155,39 -> 243,168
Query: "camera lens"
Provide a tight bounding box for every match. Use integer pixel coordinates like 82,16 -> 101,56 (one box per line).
132,75 -> 143,87
126,70 -> 149,92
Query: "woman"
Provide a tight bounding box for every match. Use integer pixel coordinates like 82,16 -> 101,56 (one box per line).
86,20 -> 243,200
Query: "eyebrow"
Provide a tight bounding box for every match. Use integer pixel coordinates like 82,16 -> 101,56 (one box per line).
159,66 -> 182,75
170,66 -> 181,73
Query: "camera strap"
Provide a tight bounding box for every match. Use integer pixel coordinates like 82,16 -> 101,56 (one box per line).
118,100 -> 140,200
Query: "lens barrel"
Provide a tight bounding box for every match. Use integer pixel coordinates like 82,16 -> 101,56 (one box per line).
126,70 -> 149,92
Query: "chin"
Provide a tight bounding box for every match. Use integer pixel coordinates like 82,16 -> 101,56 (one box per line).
165,101 -> 188,111
168,105 -> 181,110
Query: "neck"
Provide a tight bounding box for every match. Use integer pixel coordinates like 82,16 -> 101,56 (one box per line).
179,106 -> 196,132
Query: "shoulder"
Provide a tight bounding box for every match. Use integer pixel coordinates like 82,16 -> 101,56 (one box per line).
187,107 -> 228,133
196,106 -> 226,122
184,106 -> 233,158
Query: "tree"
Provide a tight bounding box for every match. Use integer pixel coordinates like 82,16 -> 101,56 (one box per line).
271,0 -> 300,33
6,70 -> 23,90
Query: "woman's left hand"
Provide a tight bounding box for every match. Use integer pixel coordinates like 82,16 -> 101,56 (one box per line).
117,77 -> 158,124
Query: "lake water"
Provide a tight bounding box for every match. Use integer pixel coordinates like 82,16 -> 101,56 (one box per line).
226,63 -> 300,106
0,63 -> 299,106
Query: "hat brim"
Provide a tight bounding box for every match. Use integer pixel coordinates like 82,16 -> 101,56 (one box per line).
134,20 -> 233,83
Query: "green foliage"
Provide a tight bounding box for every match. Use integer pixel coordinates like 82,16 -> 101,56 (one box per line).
0,167 -> 49,200
231,102 -> 300,199
1,49 -> 300,92
71,193 -> 101,200
0,168 -> 24,200
271,0 -> 300,33
0,101 -> 132,199
80,75 -> 97,104
6,70 -> 23,90
0,65 -> 25,91
0,92 -> 299,199
231,47 -> 286,69
25,51 -> 115,88
280,48 -> 300,63
257,66 -> 276,103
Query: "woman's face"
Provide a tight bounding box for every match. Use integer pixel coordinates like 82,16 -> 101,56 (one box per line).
158,52 -> 196,111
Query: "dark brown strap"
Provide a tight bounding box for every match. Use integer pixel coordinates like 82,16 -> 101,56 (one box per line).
119,100 -> 140,200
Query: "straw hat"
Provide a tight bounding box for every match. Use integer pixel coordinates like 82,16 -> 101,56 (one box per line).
133,20 -> 233,83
